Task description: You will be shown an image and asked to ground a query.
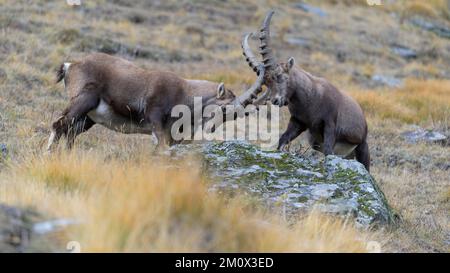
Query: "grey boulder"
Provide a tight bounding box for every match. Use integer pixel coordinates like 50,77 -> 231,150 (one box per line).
171,141 -> 395,228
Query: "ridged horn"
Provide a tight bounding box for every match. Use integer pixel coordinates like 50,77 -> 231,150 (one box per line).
241,33 -> 262,75
234,64 -> 265,107
259,10 -> 277,71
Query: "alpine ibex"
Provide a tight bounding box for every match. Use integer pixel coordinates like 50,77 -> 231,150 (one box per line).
47,53 -> 264,151
242,11 -> 370,171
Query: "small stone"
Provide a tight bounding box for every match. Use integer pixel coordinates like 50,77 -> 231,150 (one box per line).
371,74 -> 403,88
0,144 -> 7,158
401,127 -> 448,145
32,219 -> 78,235
411,17 -> 450,39
294,3 -> 327,17
285,37 -> 309,47
391,44 -> 417,59
336,51 -> 347,63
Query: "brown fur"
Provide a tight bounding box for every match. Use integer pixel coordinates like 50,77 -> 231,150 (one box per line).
267,57 -> 370,172
47,53 -> 236,151
55,63 -> 65,83
244,11 -> 370,171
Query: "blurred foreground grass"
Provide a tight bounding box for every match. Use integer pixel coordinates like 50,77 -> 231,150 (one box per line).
0,150 -> 376,252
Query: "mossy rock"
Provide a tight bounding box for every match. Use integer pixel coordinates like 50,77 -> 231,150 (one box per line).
0,204 -> 47,252
0,204 -> 72,252
171,141 -> 395,227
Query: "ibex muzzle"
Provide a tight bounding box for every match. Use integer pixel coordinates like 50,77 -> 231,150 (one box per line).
243,11 -> 371,171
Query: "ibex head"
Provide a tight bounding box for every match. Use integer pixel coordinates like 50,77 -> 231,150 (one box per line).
214,82 -> 237,106
242,10 -> 295,107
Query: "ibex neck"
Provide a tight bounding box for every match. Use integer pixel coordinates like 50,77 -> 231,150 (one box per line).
287,67 -> 316,102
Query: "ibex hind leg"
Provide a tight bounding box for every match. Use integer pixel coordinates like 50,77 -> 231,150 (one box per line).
65,116 -> 96,149
146,109 -> 172,152
46,130 -> 60,153
355,140 -> 370,172
46,92 -> 99,153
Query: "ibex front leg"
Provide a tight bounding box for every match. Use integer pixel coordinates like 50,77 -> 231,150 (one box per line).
277,117 -> 306,151
47,92 -> 99,152
323,120 -> 337,156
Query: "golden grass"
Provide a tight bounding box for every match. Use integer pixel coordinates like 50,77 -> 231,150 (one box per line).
309,0 -> 366,5
404,62 -> 442,78
0,150 -> 375,252
371,165 -> 450,252
0,0 -> 447,253
313,0 -> 449,20
348,79 -> 450,124
443,188 -> 450,203
393,0 -> 450,21
192,69 -> 256,87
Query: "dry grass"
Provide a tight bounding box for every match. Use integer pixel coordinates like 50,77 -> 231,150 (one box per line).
348,79 -> 450,124
397,0 -> 450,21
315,0 -> 450,18
0,0 -> 449,253
309,0 -> 365,5
190,68 -> 256,88
0,151 -> 375,252
372,166 -> 449,252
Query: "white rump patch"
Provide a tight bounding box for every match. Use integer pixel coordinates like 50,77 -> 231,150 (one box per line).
63,62 -> 72,73
62,63 -> 72,87
87,99 -> 153,134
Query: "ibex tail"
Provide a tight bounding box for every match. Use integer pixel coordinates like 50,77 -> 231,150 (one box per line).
56,62 -> 71,83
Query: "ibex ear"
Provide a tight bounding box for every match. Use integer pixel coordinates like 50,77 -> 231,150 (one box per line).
217,83 -> 226,98
286,57 -> 295,72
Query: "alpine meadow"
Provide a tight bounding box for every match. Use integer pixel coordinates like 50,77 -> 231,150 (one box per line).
0,0 -> 449,254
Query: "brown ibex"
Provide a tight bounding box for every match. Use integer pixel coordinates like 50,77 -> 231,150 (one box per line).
242,11 -> 370,171
47,53 -> 264,151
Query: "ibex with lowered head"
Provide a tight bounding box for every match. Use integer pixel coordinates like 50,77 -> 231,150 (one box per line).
243,11 -> 370,171
47,53 -> 264,151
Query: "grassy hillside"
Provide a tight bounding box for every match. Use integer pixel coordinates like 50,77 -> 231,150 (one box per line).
0,0 -> 449,252
1,150 -> 377,252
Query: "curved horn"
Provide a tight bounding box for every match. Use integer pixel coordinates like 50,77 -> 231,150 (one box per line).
242,33 -> 262,75
252,88 -> 270,106
234,64 -> 265,107
259,10 -> 277,71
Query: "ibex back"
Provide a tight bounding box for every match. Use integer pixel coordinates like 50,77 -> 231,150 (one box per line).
47,53 -> 264,151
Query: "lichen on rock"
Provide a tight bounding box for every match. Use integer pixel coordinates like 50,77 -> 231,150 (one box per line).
172,141 -> 395,227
